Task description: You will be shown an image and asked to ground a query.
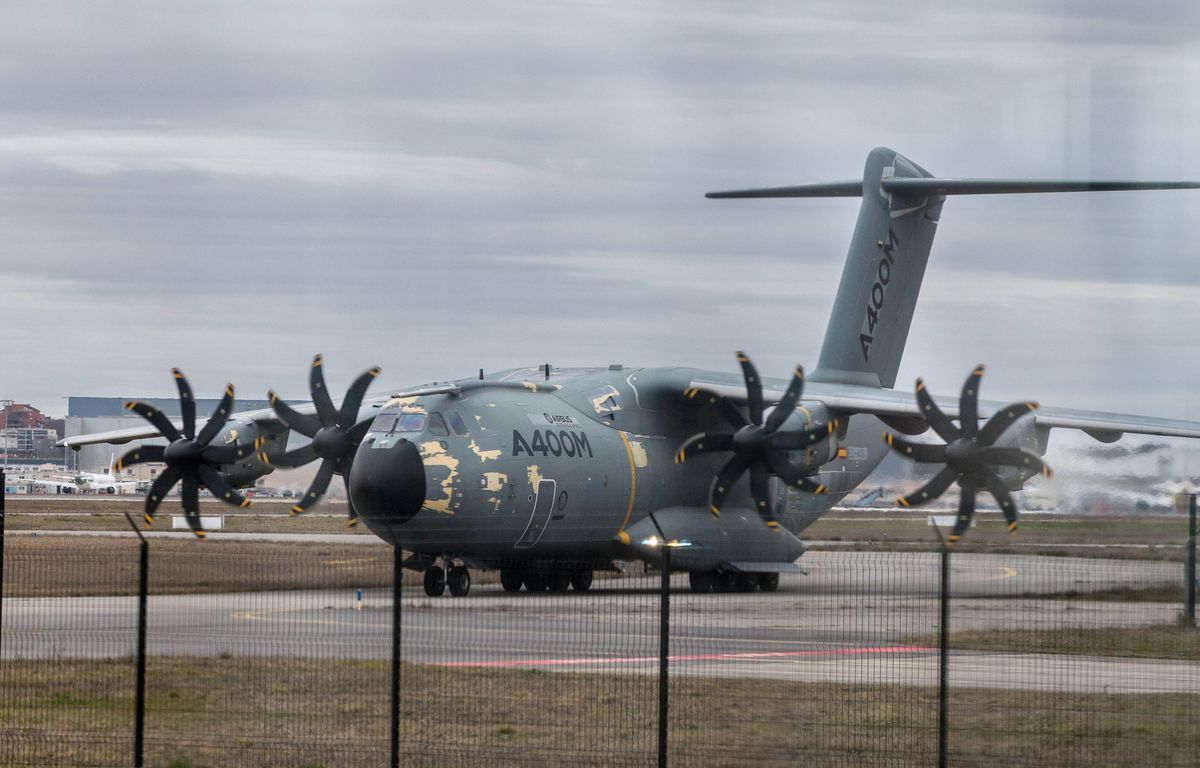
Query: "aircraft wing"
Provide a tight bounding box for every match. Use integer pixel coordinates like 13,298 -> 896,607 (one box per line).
687,379 -> 1200,441
56,392 -> 393,450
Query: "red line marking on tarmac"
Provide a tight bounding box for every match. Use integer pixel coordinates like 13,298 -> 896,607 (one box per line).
435,646 -> 937,669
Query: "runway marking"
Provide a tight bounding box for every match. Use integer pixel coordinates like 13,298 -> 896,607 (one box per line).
434,645 -> 937,669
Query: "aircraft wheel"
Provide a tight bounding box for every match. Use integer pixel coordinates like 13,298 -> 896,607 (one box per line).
547,573 -> 570,593
713,570 -> 739,593
735,573 -> 758,593
423,566 -> 446,597
447,566 -> 471,597
500,569 -> 525,593
688,571 -> 715,594
756,573 -> 780,592
570,570 -> 593,592
523,572 -> 548,592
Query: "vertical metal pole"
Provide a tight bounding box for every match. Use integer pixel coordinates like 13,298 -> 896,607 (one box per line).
1187,494 -> 1196,628
657,545 -> 670,768
123,513 -> 147,768
0,468 -> 6,657
391,545 -> 402,768
938,544 -> 950,768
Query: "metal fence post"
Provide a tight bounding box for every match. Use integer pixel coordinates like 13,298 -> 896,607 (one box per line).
658,544 -> 670,768
123,513 -> 148,768
391,545 -> 402,768
0,468 -> 5,656
1187,494 -> 1197,628
938,542 -> 949,768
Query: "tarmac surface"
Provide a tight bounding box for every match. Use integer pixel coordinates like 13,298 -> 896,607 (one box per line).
4,550 -> 1196,694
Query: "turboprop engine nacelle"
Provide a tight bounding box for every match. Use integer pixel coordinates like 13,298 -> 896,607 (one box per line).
990,412 -> 1048,490
212,417 -> 289,487
773,401 -> 841,470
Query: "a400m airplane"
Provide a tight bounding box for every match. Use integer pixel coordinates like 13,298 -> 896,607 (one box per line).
61,147 -> 1200,597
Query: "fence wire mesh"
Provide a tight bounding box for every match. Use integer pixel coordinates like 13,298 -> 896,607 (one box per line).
1,532 -> 1197,767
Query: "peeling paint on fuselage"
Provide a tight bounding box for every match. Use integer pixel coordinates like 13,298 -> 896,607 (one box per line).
418,439 -> 460,515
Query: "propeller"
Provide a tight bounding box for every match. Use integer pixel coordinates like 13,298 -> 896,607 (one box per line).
115,369 -> 265,538
675,352 -> 836,526
261,354 -> 381,525
883,364 -> 1053,546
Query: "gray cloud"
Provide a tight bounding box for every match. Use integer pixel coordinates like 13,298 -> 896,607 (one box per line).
1,0 -> 1198,434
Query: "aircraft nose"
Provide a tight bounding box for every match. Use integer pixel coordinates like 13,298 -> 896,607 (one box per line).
349,437 -> 426,527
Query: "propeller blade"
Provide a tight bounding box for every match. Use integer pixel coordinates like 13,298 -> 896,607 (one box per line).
914,379 -> 960,443
770,419 -> 836,450
261,443 -> 319,469
736,351 -> 764,424
883,433 -> 947,463
895,465 -> 957,508
708,453 -> 752,518
143,468 -> 180,524
764,366 -> 805,432
115,445 -> 165,472
338,366 -> 381,428
977,401 -> 1039,445
342,472 -> 360,527
674,432 -> 735,464
947,475 -> 976,546
749,461 -> 771,518
348,418 -> 374,446
976,466 -> 1020,533
196,464 -> 252,509
309,354 -> 338,426
291,458 -> 337,515
123,400 -> 181,443
195,384 -> 235,447
683,388 -> 748,430
765,450 -> 828,495
958,365 -> 985,438
975,446 -> 1053,479
172,368 -> 196,439
267,390 -> 322,437
180,475 -> 205,538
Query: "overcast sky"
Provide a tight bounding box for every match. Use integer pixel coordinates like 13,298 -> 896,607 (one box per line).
2,0 -> 1198,457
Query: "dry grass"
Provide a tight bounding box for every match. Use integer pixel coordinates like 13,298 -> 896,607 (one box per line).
3,536 -> 395,597
1,657 -> 1197,767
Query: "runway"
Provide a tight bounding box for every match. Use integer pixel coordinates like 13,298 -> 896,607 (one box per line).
3,552 -> 1196,695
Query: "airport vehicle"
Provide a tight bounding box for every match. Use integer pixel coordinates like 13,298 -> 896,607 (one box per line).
61,147 -> 1200,595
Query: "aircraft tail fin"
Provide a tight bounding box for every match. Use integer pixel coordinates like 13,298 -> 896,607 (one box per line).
708,147 -> 1199,390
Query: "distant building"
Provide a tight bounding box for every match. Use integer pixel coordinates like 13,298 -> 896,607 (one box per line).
0,401 -> 65,465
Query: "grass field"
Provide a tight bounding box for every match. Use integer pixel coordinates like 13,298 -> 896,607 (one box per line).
908,625 -> 1200,661
1,656 -> 1197,767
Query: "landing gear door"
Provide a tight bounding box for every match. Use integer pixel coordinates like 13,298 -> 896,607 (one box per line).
515,479 -> 556,550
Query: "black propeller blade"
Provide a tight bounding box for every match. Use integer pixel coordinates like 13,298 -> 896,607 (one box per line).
883,365 -> 1053,546
262,354 -> 381,526
116,369 -> 265,538
675,352 -> 835,525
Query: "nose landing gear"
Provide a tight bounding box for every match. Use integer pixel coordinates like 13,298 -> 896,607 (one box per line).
422,558 -> 473,597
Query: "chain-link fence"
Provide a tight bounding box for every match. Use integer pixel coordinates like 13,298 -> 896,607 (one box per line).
1,523 -> 1197,766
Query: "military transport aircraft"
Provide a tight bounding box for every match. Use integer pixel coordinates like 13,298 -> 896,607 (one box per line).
60,147 -> 1200,597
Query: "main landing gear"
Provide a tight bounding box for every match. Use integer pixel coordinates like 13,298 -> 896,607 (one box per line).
422,560 -> 472,597
499,566 -> 594,593
687,570 -> 779,594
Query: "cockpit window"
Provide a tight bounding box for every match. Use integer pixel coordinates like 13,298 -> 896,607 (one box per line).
394,413 -> 426,432
371,414 -> 397,433
428,413 -> 449,436
446,411 -> 469,436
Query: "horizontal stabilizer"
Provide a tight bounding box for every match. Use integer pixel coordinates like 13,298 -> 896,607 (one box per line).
707,178 -> 1200,199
